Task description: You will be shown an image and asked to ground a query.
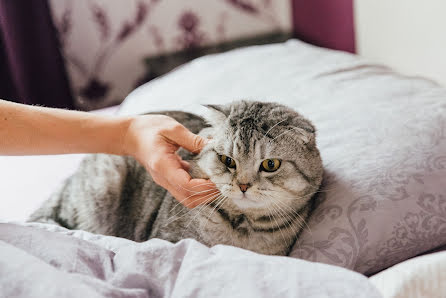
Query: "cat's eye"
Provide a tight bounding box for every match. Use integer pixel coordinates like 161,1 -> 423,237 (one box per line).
219,154 -> 236,168
260,159 -> 281,172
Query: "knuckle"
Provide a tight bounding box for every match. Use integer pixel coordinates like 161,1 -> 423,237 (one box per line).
149,158 -> 163,171
192,135 -> 204,152
152,176 -> 161,186
161,122 -> 183,135
149,171 -> 162,182
172,122 -> 183,131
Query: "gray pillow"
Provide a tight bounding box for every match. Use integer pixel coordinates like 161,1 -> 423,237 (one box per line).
120,39 -> 446,275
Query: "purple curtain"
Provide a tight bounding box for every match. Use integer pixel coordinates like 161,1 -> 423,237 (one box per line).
292,0 -> 355,53
0,0 -> 74,109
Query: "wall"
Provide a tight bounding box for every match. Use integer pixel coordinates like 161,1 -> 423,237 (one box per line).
355,0 -> 446,86
292,0 -> 355,53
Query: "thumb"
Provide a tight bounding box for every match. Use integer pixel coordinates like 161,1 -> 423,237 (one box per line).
163,124 -> 208,154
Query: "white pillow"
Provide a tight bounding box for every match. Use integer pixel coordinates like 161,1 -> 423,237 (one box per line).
120,39 -> 446,275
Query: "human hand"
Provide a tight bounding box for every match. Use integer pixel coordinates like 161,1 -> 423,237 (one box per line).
122,114 -> 218,208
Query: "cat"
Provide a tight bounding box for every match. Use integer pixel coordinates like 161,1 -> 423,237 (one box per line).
29,100 -> 324,256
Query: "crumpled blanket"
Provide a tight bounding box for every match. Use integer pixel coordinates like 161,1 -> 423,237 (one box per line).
370,251 -> 446,298
0,222 -> 381,298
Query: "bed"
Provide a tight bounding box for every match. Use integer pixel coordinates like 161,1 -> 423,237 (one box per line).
1,39 -> 446,298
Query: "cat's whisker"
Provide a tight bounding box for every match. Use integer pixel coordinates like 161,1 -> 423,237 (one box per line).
182,194 -> 226,238
268,206 -> 292,249
271,126 -> 307,141
278,205 -> 314,256
255,196 -> 280,253
266,198 -> 301,234
189,194 -> 224,227
257,193 -> 308,248
188,182 -> 215,188
268,199 -> 304,232
195,195 -> 229,254
205,195 -> 227,220
270,200 -> 306,254
175,183 -> 219,194
186,182 -> 227,190
256,195 -> 290,249
269,197 -> 308,227
202,194 -> 227,227
199,194 -> 228,235
174,190 -> 219,212
165,193 -> 220,227
198,194 -> 225,223
165,191 -> 220,225
261,119 -> 287,140
166,188 -> 219,218
271,198 -> 315,254
265,189 -> 314,198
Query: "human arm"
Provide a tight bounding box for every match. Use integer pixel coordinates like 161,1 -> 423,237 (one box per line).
0,100 -> 217,207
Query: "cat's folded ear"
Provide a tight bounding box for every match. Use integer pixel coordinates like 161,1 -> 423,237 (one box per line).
290,125 -> 316,146
202,104 -> 230,127
290,118 -> 317,146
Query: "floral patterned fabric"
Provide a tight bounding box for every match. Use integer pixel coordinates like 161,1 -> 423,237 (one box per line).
119,40 -> 446,275
49,0 -> 292,110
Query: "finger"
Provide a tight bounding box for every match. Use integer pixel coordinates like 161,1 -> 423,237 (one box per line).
181,178 -> 218,208
157,154 -> 193,185
168,178 -> 218,208
188,179 -> 220,208
179,160 -> 190,171
152,154 -> 200,193
163,124 -> 208,154
172,153 -> 190,170
158,158 -> 217,206
149,151 -> 218,207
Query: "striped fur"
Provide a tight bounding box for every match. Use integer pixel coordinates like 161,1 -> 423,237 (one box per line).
29,101 -> 323,256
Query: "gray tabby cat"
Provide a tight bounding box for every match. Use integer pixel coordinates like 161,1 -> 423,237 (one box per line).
29,100 -> 323,256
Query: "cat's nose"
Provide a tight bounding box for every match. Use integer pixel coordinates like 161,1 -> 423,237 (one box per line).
239,184 -> 251,193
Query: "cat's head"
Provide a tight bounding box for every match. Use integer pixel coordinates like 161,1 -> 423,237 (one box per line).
194,100 -> 323,213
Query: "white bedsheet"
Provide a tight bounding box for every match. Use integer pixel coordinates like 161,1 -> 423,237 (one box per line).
0,154 -> 85,221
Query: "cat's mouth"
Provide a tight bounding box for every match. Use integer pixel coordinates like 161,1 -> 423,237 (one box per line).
214,183 -> 266,209
230,193 -> 264,209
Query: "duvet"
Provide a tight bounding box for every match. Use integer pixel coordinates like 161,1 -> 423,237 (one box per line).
0,222 -> 381,298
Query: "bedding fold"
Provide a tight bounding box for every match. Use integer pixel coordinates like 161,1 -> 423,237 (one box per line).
0,222 -> 382,298
370,251 -> 446,298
